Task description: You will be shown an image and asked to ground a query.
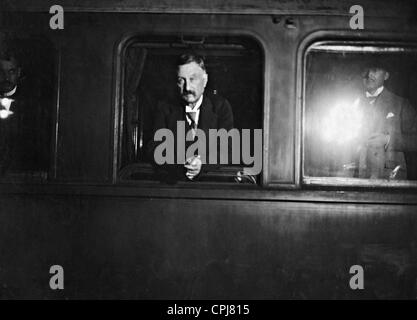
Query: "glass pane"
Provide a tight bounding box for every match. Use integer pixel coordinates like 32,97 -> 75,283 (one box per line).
304,43 -> 417,182
0,33 -> 56,181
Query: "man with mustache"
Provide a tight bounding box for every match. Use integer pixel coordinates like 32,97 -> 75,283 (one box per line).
147,52 -> 234,181
0,54 -> 20,98
0,48 -> 52,177
357,65 -> 417,179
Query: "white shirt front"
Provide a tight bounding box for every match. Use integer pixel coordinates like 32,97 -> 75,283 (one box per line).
366,86 -> 384,104
365,86 -> 384,98
185,95 -> 203,127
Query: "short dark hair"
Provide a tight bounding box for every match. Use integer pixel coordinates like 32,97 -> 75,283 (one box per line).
0,46 -> 20,67
365,65 -> 389,73
362,58 -> 390,74
176,52 -> 206,72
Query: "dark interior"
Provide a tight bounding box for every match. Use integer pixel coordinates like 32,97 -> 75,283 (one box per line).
119,35 -> 263,181
0,34 -> 56,181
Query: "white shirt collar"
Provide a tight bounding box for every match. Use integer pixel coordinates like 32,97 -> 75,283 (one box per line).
185,95 -> 203,111
185,95 -> 203,126
3,86 -> 17,97
366,86 -> 384,98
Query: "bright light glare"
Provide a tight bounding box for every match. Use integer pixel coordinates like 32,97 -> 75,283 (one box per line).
321,98 -> 363,145
0,98 -> 14,119
0,109 -> 11,119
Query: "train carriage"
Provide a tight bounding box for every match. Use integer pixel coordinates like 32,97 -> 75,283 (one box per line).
0,0 -> 417,299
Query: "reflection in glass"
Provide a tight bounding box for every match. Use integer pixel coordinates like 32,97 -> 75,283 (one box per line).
0,34 -> 55,180
304,43 -> 417,182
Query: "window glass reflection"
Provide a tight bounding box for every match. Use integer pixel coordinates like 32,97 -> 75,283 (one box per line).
0,34 -> 55,180
304,44 -> 417,182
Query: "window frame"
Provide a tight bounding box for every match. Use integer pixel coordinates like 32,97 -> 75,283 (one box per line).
299,32 -> 417,189
112,32 -> 266,185
0,33 -> 60,183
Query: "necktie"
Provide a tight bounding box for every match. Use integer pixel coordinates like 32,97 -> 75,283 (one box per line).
365,91 -> 381,105
366,96 -> 377,105
186,111 -> 197,139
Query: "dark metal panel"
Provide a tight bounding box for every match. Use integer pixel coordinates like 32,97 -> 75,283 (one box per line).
2,0 -> 416,18
2,183 -> 417,204
1,195 -> 416,298
55,22 -> 115,182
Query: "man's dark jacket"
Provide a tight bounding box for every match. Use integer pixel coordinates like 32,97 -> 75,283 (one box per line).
146,93 -> 234,181
358,88 -> 417,179
0,84 -> 52,175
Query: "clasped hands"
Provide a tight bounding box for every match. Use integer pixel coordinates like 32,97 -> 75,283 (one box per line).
184,155 -> 202,180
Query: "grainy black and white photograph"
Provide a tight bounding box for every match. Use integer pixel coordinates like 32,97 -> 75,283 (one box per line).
0,0 -> 417,308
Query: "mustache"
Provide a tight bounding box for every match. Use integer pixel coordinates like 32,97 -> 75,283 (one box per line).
182,90 -> 196,95
0,81 -> 13,87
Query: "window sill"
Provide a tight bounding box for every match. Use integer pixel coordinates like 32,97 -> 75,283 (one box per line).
118,162 -> 259,184
1,181 -> 417,205
304,176 -> 417,188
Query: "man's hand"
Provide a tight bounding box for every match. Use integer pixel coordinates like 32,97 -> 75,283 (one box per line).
366,133 -> 390,148
184,155 -> 202,180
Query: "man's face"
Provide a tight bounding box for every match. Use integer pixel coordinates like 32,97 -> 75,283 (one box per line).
362,68 -> 388,93
177,62 -> 208,105
0,59 -> 20,94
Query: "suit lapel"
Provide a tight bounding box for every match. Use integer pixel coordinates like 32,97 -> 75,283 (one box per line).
168,95 -> 218,148
375,89 -> 392,116
167,100 -> 186,132
198,95 -> 217,134
372,89 -> 396,133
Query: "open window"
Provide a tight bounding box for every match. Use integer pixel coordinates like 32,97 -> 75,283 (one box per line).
117,35 -> 263,184
303,42 -> 417,187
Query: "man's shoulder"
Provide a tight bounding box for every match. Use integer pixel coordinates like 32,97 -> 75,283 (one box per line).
156,93 -> 231,115
380,89 -> 410,109
382,89 -> 407,102
203,93 -> 231,112
204,93 -> 229,104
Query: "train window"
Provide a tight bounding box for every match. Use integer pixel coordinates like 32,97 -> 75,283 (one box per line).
303,42 -> 417,186
0,33 -> 56,182
117,35 -> 263,184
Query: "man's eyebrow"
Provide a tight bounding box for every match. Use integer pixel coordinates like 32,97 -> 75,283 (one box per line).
177,73 -> 200,78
